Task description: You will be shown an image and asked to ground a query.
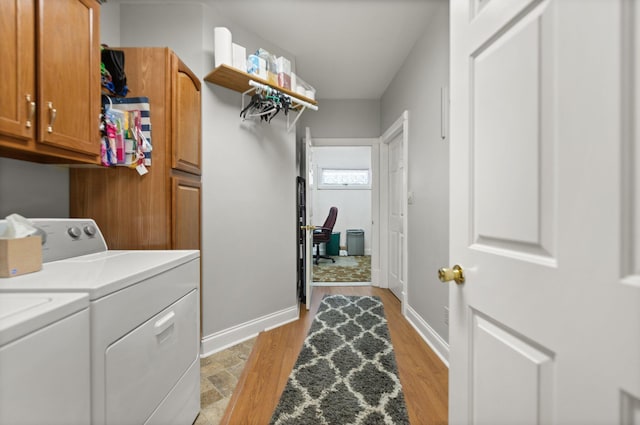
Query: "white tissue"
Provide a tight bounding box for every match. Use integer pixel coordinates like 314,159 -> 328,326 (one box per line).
0,214 -> 38,239
214,27 -> 232,68
232,43 -> 246,72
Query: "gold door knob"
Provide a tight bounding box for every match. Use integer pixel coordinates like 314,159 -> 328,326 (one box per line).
438,265 -> 465,284
300,225 -> 315,231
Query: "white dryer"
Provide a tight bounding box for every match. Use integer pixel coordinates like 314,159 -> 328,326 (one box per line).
0,292 -> 90,425
0,219 -> 201,425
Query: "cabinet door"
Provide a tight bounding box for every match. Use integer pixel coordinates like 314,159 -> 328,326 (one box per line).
171,175 -> 201,250
37,0 -> 100,156
172,57 -> 201,175
0,0 -> 35,141
71,166 -> 172,250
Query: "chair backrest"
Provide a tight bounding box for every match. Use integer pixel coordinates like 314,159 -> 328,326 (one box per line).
322,207 -> 338,232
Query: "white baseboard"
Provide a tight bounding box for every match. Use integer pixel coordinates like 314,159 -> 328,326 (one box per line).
372,268 -> 383,287
405,304 -> 450,367
200,304 -> 299,358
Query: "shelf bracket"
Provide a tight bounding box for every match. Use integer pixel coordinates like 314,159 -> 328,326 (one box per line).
240,86 -> 256,119
248,80 -> 318,111
287,106 -> 307,133
240,80 -> 317,133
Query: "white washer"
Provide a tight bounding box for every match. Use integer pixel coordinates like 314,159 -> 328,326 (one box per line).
0,219 -> 201,425
0,292 -> 90,425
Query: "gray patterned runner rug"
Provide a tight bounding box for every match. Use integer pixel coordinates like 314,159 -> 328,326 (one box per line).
269,295 -> 410,424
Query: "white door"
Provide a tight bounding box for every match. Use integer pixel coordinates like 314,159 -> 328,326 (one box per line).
448,1 -> 640,424
305,127 -> 314,310
388,133 -> 404,301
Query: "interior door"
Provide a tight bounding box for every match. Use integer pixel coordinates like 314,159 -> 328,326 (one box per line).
304,127 -> 314,310
448,1 -> 640,424
388,133 -> 404,301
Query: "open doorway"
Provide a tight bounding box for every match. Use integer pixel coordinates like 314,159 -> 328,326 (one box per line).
310,139 -> 379,287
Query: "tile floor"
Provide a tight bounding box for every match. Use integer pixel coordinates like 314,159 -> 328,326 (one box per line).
194,337 -> 256,425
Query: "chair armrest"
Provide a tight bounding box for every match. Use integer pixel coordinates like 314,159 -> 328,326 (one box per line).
313,227 -> 333,242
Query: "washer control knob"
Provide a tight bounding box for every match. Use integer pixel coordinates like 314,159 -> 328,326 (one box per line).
83,225 -> 96,237
68,226 -> 81,239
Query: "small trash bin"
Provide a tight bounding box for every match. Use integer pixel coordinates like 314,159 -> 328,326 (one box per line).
327,232 -> 340,256
346,229 -> 364,256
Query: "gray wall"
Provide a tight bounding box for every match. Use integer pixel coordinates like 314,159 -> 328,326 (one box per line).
300,99 -> 380,138
0,158 -> 69,219
102,2 -> 298,339
100,2 -> 120,46
381,2 -> 450,344
118,3 -> 205,75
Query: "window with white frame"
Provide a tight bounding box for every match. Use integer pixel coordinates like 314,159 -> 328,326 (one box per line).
318,168 -> 371,189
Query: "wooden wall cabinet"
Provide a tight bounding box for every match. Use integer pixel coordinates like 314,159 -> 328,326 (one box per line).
0,0 -> 101,164
71,48 -> 202,250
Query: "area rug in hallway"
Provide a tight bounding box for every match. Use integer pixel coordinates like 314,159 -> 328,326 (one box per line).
269,295 -> 410,424
313,255 -> 371,282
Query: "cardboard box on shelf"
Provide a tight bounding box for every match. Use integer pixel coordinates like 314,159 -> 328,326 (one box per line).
0,236 -> 42,278
276,56 -> 291,89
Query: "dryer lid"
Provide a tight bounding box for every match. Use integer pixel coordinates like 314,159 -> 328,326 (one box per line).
0,292 -> 88,346
0,250 -> 199,300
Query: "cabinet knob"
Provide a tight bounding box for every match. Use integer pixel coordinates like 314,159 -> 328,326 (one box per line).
25,95 -> 35,129
47,101 -> 57,133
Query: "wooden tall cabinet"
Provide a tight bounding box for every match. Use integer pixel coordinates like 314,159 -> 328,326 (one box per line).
70,48 -> 202,250
0,0 -> 101,164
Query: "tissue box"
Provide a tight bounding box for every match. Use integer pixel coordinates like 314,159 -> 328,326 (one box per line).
232,43 -> 246,72
0,236 -> 42,278
247,55 -> 267,80
276,56 -> 291,89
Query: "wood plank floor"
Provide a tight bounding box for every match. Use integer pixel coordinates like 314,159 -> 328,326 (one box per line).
220,286 -> 448,424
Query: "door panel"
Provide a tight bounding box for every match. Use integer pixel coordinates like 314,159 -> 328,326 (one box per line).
472,3 -> 556,261
620,2 -> 640,415
623,0 -> 640,285
0,0 -> 34,141
37,0 -> 100,156
450,1 -> 640,424
173,70 -> 201,175
471,312 -> 554,425
388,133 -> 403,300
172,176 -> 201,250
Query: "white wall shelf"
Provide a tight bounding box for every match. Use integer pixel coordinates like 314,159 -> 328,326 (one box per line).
205,65 -> 318,132
204,64 -> 318,106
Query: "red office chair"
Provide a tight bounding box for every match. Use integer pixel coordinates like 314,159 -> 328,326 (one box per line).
313,207 -> 338,265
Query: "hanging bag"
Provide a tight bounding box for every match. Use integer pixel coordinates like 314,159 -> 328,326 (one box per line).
101,47 -> 128,96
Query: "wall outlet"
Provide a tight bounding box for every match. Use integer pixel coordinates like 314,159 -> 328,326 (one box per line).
444,306 -> 449,326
